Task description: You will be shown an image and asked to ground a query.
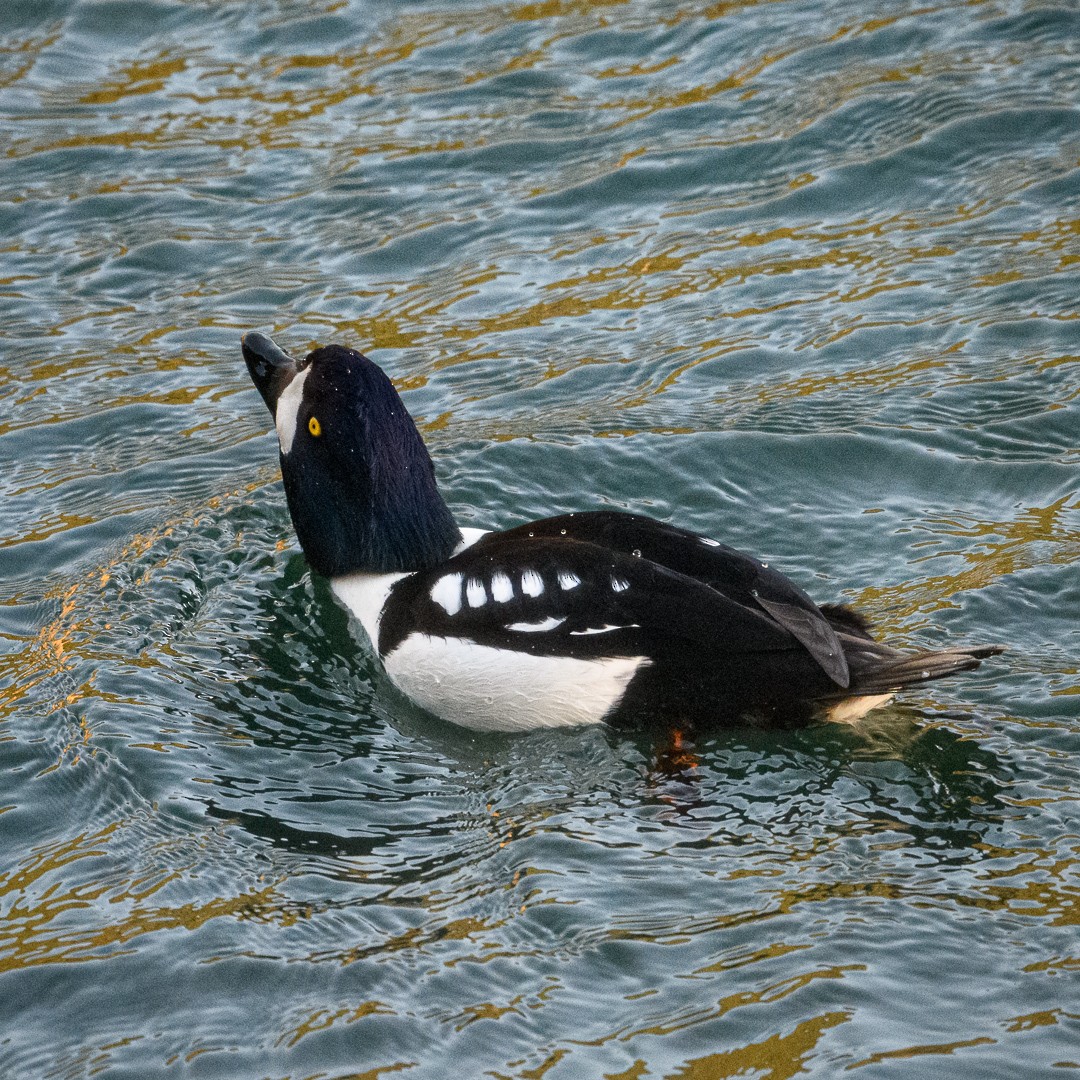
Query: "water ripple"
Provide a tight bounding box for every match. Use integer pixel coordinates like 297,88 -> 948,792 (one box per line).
1,0 -> 1078,1077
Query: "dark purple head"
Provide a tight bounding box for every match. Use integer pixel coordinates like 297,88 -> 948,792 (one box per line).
242,332 -> 461,576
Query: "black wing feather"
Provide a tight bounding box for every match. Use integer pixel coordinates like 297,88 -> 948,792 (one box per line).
380,513 -> 849,687
469,511 -> 850,686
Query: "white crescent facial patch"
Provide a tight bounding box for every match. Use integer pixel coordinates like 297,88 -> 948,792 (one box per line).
275,367 -> 311,456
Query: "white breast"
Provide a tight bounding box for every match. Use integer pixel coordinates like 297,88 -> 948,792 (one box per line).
329,526 -> 645,730
330,571 -> 407,648
384,635 -> 648,732
329,527 -> 489,647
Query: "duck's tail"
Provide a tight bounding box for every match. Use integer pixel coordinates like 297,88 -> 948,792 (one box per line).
844,642 -> 1006,697
816,602 -> 1005,699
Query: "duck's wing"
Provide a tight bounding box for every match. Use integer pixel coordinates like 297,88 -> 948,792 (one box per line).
380,523 -> 848,687
470,512 -> 850,687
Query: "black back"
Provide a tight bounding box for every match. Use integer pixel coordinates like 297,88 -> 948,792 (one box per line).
381,511 -> 850,689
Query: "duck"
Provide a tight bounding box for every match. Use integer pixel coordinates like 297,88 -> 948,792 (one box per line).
241,331 -> 1003,733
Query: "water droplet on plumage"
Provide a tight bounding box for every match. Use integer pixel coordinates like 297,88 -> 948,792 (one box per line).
632,548 -> 642,558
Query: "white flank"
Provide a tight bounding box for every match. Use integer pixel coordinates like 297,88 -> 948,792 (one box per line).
570,623 -> 637,636
700,537 -> 720,547
429,573 -> 463,616
384,636 -> 648,731
274,367 -> 311,456
507,616 -> 565,632
331,571 -> 409,648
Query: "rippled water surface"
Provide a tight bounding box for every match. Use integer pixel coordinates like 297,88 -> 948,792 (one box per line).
2,0 -> 1079,1076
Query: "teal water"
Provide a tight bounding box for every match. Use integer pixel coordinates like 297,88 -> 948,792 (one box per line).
2,1 -> 1078,1077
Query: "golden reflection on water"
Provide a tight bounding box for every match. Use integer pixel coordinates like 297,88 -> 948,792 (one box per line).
596,50 -> 795,133
671,1010 -> 852,1080
846,1035 -> 999,1072
0,483 -> 270,749
0,819 -> 280,976
309,209 -> 1078,376
856,494 -> 1080,625
5,0 -> 1073,422
0,581 -> 85,715
277,999 -> 396,1050
80,56 -> 188,107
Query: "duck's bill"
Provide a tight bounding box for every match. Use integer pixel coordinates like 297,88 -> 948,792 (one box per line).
242,332 -> 299,417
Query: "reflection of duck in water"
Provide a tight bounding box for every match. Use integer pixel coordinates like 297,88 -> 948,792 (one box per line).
241,332 -> 1004,733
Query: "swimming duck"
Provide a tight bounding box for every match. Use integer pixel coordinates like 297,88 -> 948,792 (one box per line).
241,331 -> 1003,732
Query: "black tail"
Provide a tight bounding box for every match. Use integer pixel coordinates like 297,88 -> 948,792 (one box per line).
845,643 -> 1006,697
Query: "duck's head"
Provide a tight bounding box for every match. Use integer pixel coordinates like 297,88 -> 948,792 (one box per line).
242,332 -> 461,577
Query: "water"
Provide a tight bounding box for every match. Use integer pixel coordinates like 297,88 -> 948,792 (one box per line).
1,0 -> 1078,1076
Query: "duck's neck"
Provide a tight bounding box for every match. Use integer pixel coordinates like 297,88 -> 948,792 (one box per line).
364,471 -> 463,574
283,455 -> 462,578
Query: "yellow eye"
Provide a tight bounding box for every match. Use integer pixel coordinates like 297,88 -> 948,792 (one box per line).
308,416 -> 322,437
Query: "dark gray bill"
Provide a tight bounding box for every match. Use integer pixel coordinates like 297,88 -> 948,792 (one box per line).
241,332 -> 298,417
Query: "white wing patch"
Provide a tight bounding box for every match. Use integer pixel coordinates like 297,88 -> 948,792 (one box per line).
429,573 -> 463,616
507,616 -> 566,632
521,570 -> 544,597
491,572 -> 514,603
569,624 -> 638,636
385,635 -> 648,731
274,367 -> 311,456
466,577 -> 487,608
558,570 -> 580,591
610,576 -> 630,592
